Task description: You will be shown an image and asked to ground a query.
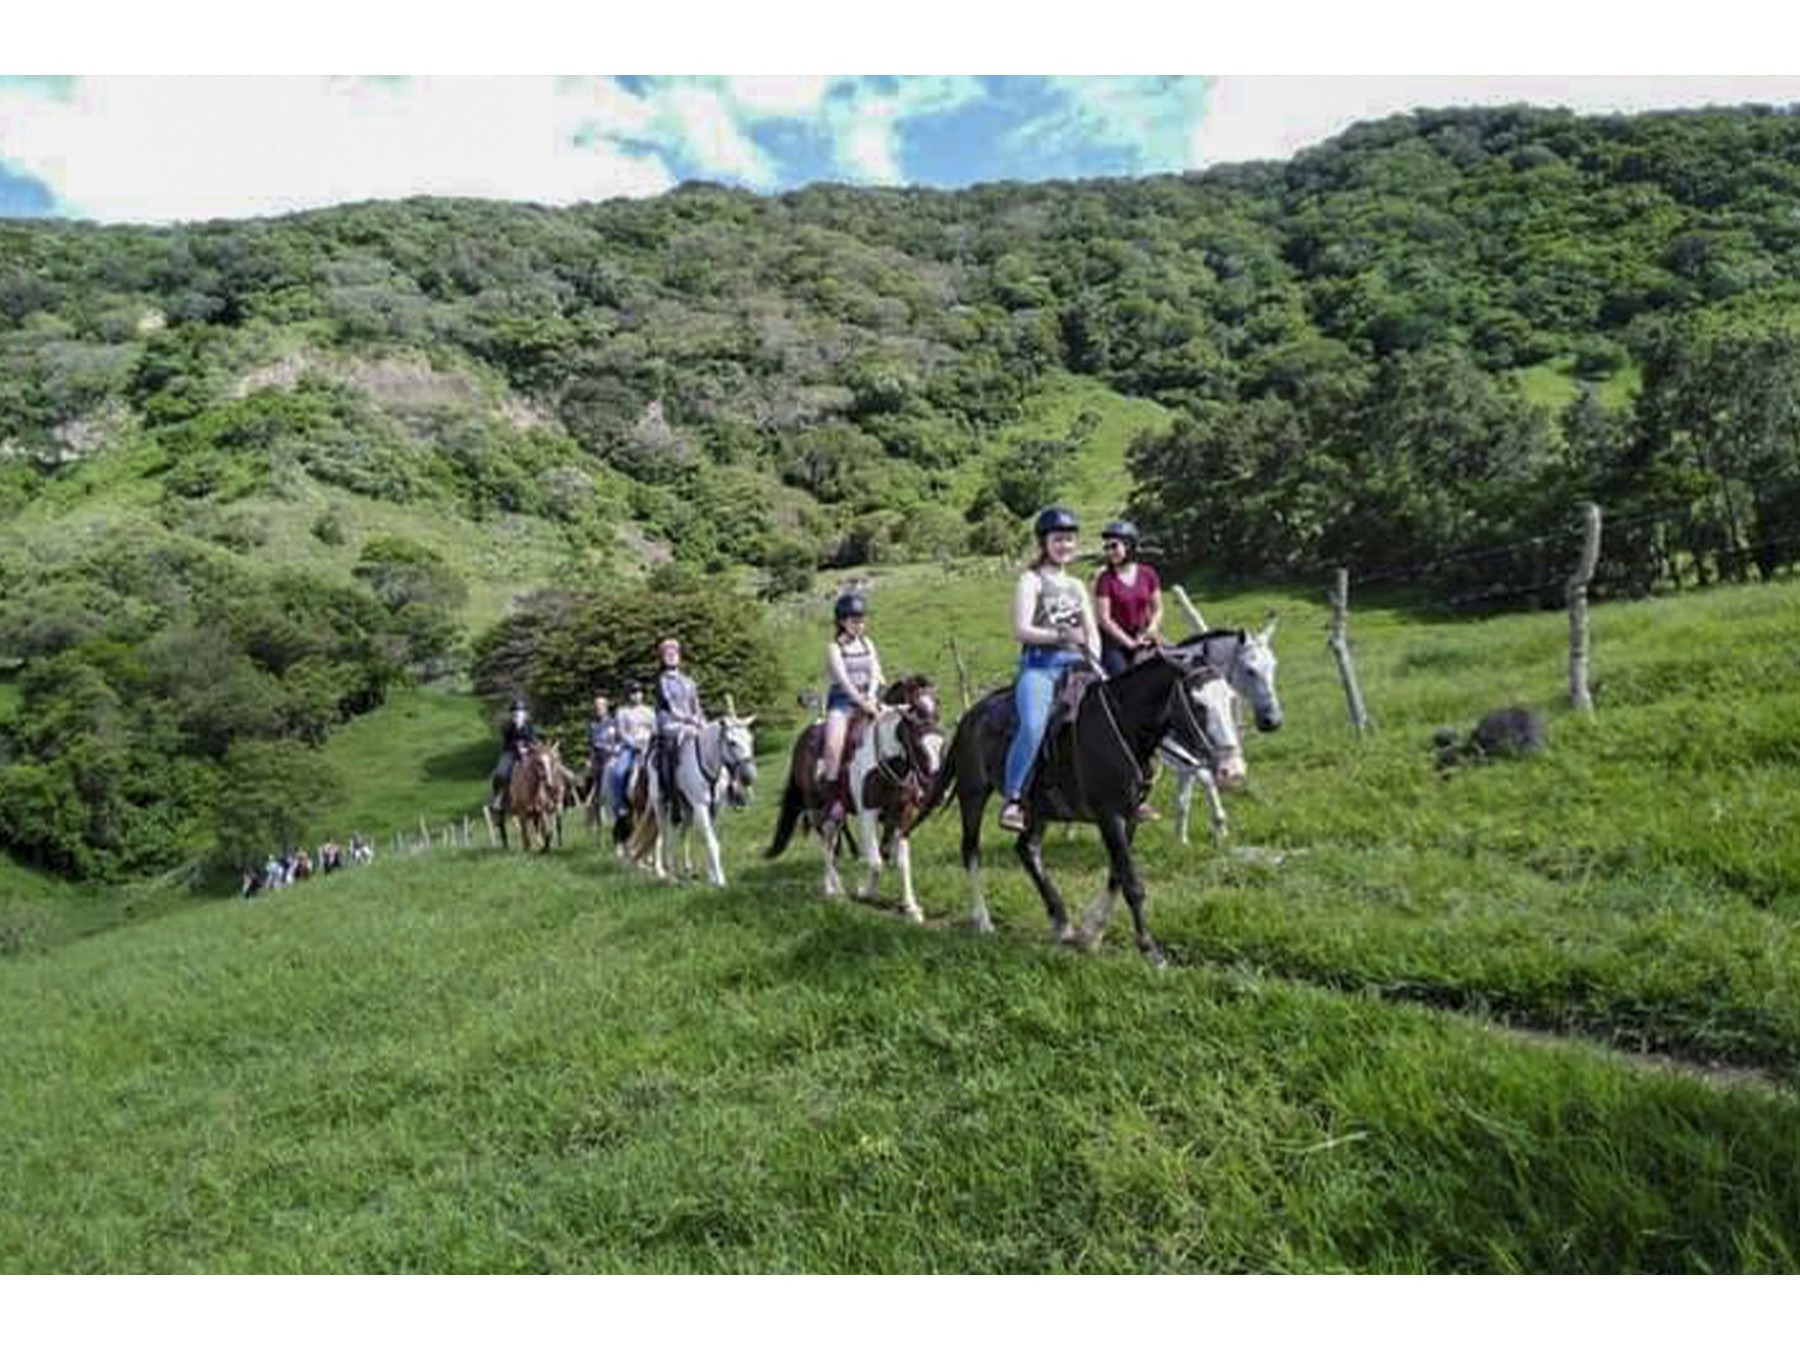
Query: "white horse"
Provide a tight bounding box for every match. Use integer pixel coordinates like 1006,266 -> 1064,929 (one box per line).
630,712 -> 758,887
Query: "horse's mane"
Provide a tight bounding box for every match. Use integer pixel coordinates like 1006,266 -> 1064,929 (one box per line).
880,673 -> 935,704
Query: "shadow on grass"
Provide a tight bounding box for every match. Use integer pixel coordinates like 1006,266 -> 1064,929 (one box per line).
422,739 -> 496,785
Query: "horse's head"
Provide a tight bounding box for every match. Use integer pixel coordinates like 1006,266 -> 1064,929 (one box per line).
720,714 -> 758,806
879,676 -> 945,780
1174,668 -> 1247,790
1236,618 -> 1284,732
1173,623 -> 1283,734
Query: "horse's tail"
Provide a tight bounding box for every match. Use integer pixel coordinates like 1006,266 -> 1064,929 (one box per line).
765,779 -> 806,859
911,716 -> 965,830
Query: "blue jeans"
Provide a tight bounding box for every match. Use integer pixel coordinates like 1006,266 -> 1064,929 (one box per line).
606,746 -> 639,816
1003,647 -> 1085,801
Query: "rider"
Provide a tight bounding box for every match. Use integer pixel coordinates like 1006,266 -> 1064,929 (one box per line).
1093,520 -> 1164,677
608,678 -> 656,821
587,692 -> 620,807
818,591 -> 886,823
490,695 -> 542,812
653,638 -> 706,811
999,507 -> 1101,833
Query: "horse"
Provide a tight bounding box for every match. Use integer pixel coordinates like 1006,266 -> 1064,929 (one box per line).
915,651 -> 1243,965
766,675 -> 945,921
492,741 -> 566,852
626,710 -> 758,887
1157,622 -> 1284,845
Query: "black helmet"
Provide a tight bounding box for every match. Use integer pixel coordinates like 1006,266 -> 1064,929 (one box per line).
834,592 -> 869,621
509,696 -> 528,713
1034,506 -> 1080,538
1101,520 -> 1140,545
623,678 -> 642,697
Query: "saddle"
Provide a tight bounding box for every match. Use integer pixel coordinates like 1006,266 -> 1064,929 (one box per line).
1046,667 -> 1103,747
803,715 -> 872,816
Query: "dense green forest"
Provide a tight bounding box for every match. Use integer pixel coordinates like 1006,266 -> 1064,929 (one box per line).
6,103 -> 1800,882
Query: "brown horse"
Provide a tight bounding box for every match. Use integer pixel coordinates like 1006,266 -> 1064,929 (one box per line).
766,675 -> 944,921
494,741 -> 566,852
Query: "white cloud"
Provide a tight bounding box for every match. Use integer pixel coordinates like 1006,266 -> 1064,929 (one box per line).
661,82 -> 779,187
0,75 -> 675,223
725,75 -> 836,119
1193,75 -> 1800,167
1033,76 -> 1209,170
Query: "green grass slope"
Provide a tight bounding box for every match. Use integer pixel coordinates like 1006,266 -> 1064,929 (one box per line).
3,842 -> 1798,1273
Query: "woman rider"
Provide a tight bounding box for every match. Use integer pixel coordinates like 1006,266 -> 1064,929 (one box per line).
1093,520 -> 1164,677
607,679 -> 656,822
999,507 -> 1101,833
818,591 -> 886,823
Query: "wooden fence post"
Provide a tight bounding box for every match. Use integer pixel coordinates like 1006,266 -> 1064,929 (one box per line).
1568,502 -> 1602,716
1169,584 -> 1208,636
1326,567 -> 1371,735
947,636 -> 974,716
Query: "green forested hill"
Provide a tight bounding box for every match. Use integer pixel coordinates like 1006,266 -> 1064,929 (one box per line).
7,103 -> 1800,882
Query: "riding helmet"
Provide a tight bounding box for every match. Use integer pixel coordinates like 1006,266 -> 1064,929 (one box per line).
1101,520 -> 1140,546
834,592 -> 869,621
509,696 -> 528,712
1034,506 -> 1080,538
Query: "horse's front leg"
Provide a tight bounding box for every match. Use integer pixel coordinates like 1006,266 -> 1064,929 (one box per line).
820,817 -> 844,898
649,804 -> 671,879
1014,816 -> 1074,943
1200,767 -> 1229,844
695,805 -> 725,888
893,830 -> 923,924
1095,810 -> 1163,967
1173,764 -> 1196,847
852,808 -> 883,903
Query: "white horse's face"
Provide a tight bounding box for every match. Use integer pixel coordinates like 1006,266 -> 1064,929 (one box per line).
1238,628 -> 1284,732
1188,674 -> 1246,789
722,718 -> 757,804
919,729 -> 945,777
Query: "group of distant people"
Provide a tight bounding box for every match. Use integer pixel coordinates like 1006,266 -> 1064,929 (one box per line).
239,836 -> 374,898
488,636 -> 709,829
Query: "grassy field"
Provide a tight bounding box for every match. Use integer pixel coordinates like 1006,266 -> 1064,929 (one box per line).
5,568 -> 1800,1271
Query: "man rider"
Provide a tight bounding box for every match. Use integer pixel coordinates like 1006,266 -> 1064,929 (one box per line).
490,695 -> 543,812
587,693 -> 620,808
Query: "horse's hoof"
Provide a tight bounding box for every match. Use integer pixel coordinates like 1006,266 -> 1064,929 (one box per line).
972,917 -> 995,935
902,905 -> 924,925
1141,947 -> 1168,969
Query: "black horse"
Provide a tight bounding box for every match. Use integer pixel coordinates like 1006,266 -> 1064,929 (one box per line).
914,651 -> 1241,965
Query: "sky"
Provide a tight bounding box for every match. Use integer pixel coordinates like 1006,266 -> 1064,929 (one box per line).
5,72 -> 1800,225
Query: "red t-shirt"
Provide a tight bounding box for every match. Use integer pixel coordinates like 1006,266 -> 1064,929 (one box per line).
1094,563 -> 1161,639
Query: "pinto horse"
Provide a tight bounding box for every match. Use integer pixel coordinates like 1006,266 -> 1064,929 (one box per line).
493,741 -> 567,852
766,675 -> 945,921
915,652 -> 1242,964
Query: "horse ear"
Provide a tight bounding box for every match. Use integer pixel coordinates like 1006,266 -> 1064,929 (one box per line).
742,715 -> 756,727
1258,613 -> 1280,643
725,694 -> 738,719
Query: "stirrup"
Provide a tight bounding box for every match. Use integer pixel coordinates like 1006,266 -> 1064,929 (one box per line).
998,800 -> 1027,833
